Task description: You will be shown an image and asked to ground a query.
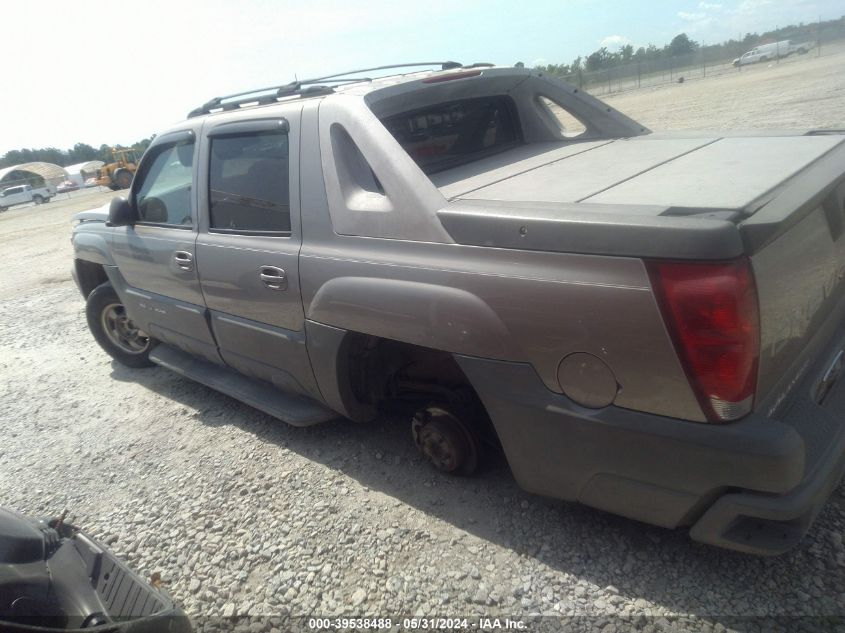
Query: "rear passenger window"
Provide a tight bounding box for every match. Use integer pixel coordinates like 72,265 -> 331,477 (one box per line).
208,131 -> 290,233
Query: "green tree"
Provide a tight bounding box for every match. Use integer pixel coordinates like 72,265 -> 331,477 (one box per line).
96,144 -> 113,163
68,143 -> 99,163
669,33 -> 698,56
586,47 -> 611,71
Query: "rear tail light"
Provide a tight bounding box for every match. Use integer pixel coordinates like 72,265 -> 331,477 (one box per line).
646,258 -> 760,422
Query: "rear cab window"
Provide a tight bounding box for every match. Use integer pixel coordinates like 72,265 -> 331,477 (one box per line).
381,95 -> 521,174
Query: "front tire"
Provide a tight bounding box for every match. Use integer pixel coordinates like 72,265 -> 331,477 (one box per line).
33,195 -> 43,205
86,282 -> 156,367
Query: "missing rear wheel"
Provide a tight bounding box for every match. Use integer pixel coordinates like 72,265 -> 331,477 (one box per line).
411,405 -> 480,475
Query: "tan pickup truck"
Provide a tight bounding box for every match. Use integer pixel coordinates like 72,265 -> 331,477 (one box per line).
72,62 -> 845,554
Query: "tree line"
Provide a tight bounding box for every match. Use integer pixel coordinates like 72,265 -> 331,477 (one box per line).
535,16 -> 844,76
0,138 -> 154,171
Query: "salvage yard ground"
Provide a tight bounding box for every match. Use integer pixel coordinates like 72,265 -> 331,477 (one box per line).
1,44 -> 844,631
604,40 -> 845,131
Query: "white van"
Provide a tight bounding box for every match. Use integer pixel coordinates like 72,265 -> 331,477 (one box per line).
733,40 -> 792,66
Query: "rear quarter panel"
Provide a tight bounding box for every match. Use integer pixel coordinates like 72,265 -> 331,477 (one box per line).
301,238 -> 704,421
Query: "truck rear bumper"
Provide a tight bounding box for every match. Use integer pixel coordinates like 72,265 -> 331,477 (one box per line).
690,430 -> 845,554
455,354 -> 845,556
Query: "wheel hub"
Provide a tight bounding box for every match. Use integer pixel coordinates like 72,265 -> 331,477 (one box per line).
101,303 -> 150,354
411,405 -> 479,474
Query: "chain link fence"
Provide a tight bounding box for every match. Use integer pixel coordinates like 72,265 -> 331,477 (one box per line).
552,19 -> 845,97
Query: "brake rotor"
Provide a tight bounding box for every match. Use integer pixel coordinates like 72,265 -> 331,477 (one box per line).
411,405 -> 480,475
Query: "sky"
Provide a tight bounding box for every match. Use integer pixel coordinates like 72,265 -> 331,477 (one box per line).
1,0 -> 841,156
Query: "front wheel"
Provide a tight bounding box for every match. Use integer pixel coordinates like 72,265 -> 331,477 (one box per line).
86,282 -> 156,367
33,195 -> 43,204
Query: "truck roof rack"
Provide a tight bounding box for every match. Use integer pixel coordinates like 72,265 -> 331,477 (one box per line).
187,83 -> 335,118
187,61 -> 493,119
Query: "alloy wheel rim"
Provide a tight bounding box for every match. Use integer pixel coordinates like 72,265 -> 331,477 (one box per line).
101,303 -> 149,354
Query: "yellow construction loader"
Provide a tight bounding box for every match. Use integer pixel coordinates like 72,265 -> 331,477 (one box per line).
95,148 -> 139,190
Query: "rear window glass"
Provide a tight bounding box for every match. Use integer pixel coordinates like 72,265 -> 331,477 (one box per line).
381,96 -> 520,174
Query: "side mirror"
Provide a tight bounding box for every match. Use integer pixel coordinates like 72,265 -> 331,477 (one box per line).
107,196 -> 137,227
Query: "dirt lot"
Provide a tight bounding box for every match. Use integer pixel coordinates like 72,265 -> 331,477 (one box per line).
2,47 -> 845,632
604,42 -> 845,131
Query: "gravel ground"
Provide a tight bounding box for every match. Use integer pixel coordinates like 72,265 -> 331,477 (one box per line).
2,46 -> 845,633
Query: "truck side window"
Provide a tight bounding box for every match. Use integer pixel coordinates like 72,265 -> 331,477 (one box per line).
135,140 -> 195,227
208,131 -> 290,234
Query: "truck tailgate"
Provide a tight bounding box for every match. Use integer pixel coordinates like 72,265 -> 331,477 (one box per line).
741,139 -> 845,415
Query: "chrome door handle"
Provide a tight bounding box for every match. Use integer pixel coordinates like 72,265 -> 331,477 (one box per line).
174,251 -> 194,271
259,266 -> 287,290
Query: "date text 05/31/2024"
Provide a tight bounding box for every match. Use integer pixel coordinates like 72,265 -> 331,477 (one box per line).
307,617 -> 528,630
